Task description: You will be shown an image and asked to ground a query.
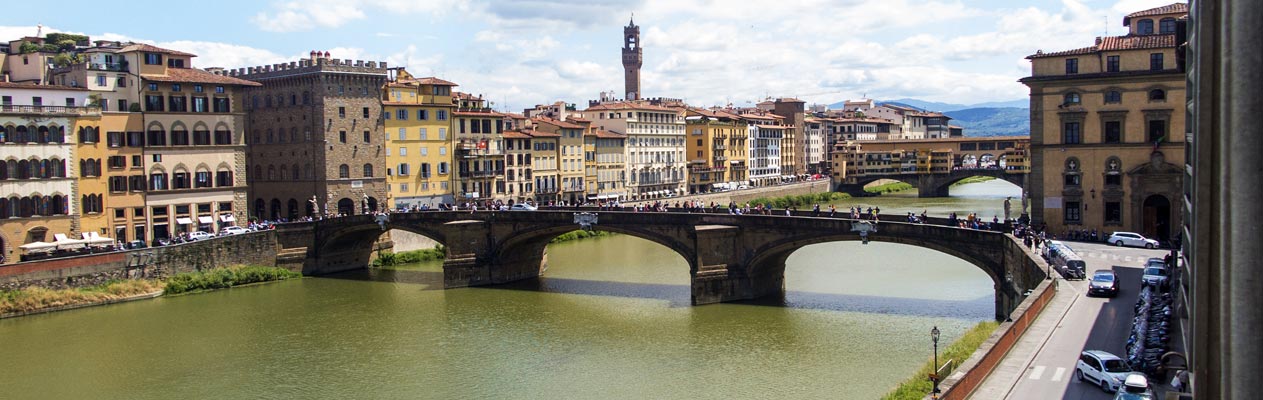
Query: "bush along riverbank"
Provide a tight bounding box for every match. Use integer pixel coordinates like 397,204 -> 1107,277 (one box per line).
881,321 -> 1001,400
865,181 -> 915,194
550,230 -> 615,243
372,245 -> 447,267
746,191 -> 852,209
950,176 -> 997,187
161,265 -> 302,295
1,280 -> 165,315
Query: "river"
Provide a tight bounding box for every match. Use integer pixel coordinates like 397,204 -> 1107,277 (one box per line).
0,181 -> 1020,399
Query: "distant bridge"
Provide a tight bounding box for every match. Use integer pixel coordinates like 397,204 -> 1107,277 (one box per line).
835,168 -> 1027,197
273,210 -> 1049,321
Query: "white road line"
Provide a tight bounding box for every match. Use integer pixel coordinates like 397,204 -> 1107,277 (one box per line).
1050,367 -> 1066,382
1125,256 -> 1134,262
1029,365 -> 1046,380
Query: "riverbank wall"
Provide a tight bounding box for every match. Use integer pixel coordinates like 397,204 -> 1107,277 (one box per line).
0,231 -> 280,292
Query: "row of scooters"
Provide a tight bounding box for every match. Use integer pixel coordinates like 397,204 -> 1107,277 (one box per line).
1125,285 -> 1172,376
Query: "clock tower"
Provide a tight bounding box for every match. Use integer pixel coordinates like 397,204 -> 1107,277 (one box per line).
622,16 -> 642,101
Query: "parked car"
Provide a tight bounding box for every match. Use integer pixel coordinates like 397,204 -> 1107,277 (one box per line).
1142,258 -> 1169,289
1113,373 -> 1155,400
1108,231 -> 1160,249
1088,269 -> 1120,297
1076,350 -> 1132,393
187,231 -> 214,241
1050,243 -> 1087,280
123,240 -> 147,250
220,226 -> 250,236
509,203 -> 538,211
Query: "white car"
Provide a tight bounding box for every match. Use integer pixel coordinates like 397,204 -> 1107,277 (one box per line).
220,226 -> 249,236
1077,350 -> 1132,393
1107,231 -> 1160,249
509,203 -> 538,211
187,231 -> 214,241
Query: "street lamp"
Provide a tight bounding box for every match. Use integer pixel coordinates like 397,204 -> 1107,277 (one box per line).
931,326 -> 942,398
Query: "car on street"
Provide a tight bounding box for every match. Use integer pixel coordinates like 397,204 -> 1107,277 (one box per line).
1076,350 -> 1132,393
1088,269 -> 1120,297
1107,231 -> 1160,249
1142,258 -> 1169,289
220,226 -> 250,236
1113,373 -> 1155,399
123,240 -> 147,250
509,203 -> 538,211
187,231 -> 214,241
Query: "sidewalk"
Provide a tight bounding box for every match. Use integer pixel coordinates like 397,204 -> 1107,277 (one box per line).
969,278 -> 1078,399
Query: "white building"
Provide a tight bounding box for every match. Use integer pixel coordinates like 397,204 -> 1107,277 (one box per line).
804,117 -> 826,174
741,112 -> 784,186
581,101 -> 685,200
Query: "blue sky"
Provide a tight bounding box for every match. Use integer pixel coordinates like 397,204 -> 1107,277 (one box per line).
2,0 -> 1179,112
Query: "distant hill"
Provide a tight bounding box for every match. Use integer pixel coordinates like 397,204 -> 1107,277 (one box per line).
822,98 -> 1030,137
944,107 -> 1030,137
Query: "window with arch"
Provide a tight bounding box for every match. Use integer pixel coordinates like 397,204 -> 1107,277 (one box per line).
1063,157 -> 1082,187
292,164 -> 300,180
1137,19 -> 1154,35
1159,18 -> 1176,34
1063,92 -> 1081,105
1104,90 -> 1122,104
363,163 -> 374,178
171,169 -> 190,189
253,165 -> 262,181
279,165 -> 289,181
1104,157 -> 1123,186
290,128 -> 298,143
216,168 -> 233,187
267,165 -> 276,181
338,164 -> 350,179
1148,89 -> 1166,101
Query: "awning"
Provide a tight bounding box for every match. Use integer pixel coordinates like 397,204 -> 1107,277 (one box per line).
53,237 -> 86,249
18,241 -> 56,250
176,217 -> 194,225
198,216 -> 214,224
220,214 -> 236,222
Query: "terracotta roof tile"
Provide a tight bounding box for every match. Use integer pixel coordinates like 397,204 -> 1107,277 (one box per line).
594,130 -> 627,139
1124,3 -> 1188,24
119,43 -> 196,57
453,110 -> 506,117
532,117 -> 584,129
1027,34 -> 1177,59
0,82 -> 88,91
142,68 -> 261,86
501,130 -> 532,139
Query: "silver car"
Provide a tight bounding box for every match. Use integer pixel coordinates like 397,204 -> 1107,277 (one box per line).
1107,231 -> 1160,249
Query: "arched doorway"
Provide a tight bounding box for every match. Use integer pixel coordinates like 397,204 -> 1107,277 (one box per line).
287,199 -> 299,220
337,198 -> 354,216
367,197 -> 379,212
270,198 -> 282,220
254,198 -> 265,220
1143,194 -> 1171,243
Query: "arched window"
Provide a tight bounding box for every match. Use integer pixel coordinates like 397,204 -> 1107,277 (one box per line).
15,126 -> 28,143
291,164 -> 300,180
338,164 -> 350,179
267,165 -> 276,181
1137,19 -> 1154,35
1062,92 -> 1081,105
363,163 -> 373,178
37,126 -> 50,143
279,165 -> 288,180
1104,157 -> 1123,187
1159,18 -> 1177,34
1148,89 -> 1166,101
253,165 -> 262,181
304,164 -> 312,180
1063,157 -> 1081,187
290,128 -> 298,143
1104,90 -> 1122,104
0,125 -> 8,143
266,129 -> 274,144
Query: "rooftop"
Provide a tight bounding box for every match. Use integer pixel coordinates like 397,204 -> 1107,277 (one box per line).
0,81 -> 88,91
1124,3 -> 1189,25
142,68 -> 262,86
1027,34 -> 1178,59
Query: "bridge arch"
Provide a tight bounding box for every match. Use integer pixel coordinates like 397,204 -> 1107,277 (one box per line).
492,224 -> 698,278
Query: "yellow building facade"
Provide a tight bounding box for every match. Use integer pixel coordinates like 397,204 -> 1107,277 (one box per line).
1023,3 -> 1187,241
382,71 -> 457,209
684,108 -> 747,193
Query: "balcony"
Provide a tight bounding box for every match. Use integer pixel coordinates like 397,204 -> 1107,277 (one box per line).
459,170 -> 505,178
89,62 -> 129,72
536,186 -> 560,194
0,105 -> 102,116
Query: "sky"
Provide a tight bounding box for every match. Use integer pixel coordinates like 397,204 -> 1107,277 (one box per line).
1,0 -> 1179,112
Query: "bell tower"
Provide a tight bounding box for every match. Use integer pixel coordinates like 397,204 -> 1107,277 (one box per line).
622,15 -> 642,101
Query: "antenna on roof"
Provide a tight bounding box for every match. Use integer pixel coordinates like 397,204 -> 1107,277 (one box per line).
1104,15 -> 1108,36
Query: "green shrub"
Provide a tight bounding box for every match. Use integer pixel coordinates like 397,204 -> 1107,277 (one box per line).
371,245 -> 447,267
745,191 -> 851,209
550,230 -> 614,243
865,181 -> 915,194
881,321 -> 1001,400
163,266 -> 300,295
0,280 -> 164,314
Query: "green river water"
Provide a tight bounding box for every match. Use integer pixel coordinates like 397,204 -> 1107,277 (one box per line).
0,180 -> 1021,399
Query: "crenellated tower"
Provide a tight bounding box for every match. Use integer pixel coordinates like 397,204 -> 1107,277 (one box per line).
622,16 -> 642,101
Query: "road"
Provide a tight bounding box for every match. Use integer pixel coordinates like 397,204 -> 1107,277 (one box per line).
1003,242 -> 1168,400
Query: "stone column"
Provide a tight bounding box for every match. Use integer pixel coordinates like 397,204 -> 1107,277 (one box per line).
690,225 -> 784,305
441,220 -> 491,288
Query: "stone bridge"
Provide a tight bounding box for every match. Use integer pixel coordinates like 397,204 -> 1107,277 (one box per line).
273,211 -> 1049,321
836,169 -> 1027,198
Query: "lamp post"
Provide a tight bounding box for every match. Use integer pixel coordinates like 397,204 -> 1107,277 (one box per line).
931,326 -> 941,398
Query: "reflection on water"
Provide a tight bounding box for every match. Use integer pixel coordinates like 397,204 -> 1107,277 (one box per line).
0,183 -> 1009,400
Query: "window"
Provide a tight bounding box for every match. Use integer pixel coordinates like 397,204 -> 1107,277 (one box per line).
339,131 -> 347,143
170,130 -> 189,146
437,110 -> 447,120
399,147 -> 407,156
1104,121 -> 1122,143
1106,55 -> 1120,72
148,83 -> 159,92
1064,158 -> 1081,187
439,162 -> 449,174
1065,58 -> 1078,74
439,146 -> 446,155
439,128 -> 447,140
109,176 -> 127,192
1148,120 -> 1167,143
1148,89 -> 1166,101
152,154 -> 162,162
216,170 -> 233,186
363,131 -> 371,143
1159,18 -> 1176,34
1104,90 -> 1122,104
363,164 -> 373,177
149,173 -> 168,190
363,107 -> 370,118
421,163 -> 431,178
1062,122 -> 1082,144
171,84 -> 181,92
1105,201 -> 1122,224
108,156 -> 126,169
147,129 -> 167,146
1137,19 -> 1154,35
396,109 -> 408,120
1064,201 -> 1082,224
194,85 -> 203,93
400,183 -> 408,193
339,107 -> 346,118
398,163 -> 411,176
145,95 -> 164,111
338,164 -> 350,179
172,172 -> 190,189
215,86 -> 225,94
418,109 -> 428,120
195,171 -> 212,188
1150,53 -> 1164,70
398,128 -> 407,141
144,53 -> 162,65
168,95 -> 187,112
193,130 -> 210,145
420,128 -> 428,140
1062,92 -> 1081,105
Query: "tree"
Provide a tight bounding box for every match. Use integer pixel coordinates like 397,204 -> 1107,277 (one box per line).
18,41 -> 38,54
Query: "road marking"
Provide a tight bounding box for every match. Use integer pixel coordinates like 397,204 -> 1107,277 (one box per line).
1028,365 -> 1046,380
1125,256 -> 1134,262
1050,367 -> 1066,382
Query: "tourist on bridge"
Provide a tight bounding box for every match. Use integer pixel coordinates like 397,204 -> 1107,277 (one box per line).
812,204 -> 820,217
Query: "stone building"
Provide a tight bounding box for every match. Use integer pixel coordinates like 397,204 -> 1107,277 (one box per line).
771,98 -> 805,177
622,17 -> 642,101
452,93 -> 507,203
532,117 -> 587,204
1022,3 -> 1187,241
684,107 -> 747,193
580,101 -> 685,200
235,51 -> 388,219
740,111 -> 786,187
